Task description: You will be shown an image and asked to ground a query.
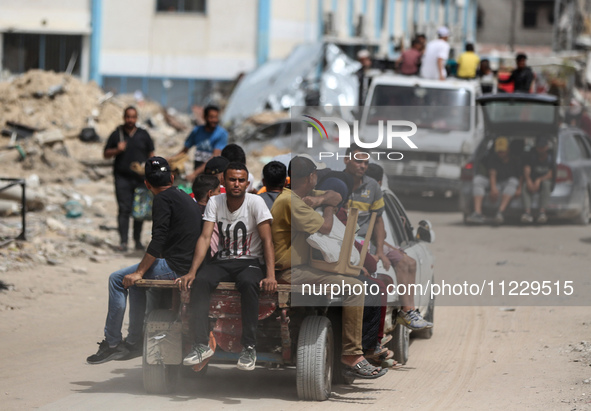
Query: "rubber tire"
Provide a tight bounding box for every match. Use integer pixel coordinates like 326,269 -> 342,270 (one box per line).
143,309 -> 180,395
388,322 -> 409,365
296,316 -> 334,401
575,190 -> 590,226
412,295 -> 435,340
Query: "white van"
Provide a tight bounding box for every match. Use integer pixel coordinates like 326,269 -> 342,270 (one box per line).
360,75 -> 483,199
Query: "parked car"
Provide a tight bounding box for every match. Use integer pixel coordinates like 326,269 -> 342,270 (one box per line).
460,93 -> 591,225
360,74 -> 483,199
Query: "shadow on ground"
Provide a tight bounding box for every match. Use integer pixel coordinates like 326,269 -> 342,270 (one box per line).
70,363 -> 391,405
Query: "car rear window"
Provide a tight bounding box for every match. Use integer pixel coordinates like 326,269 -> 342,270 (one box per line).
482,102 -> 556,125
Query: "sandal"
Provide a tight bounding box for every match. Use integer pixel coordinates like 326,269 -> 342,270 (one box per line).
380,334 -> 393,346
343,358 -> 388,379
382,358 -> 402,369
365,345 -> 393,361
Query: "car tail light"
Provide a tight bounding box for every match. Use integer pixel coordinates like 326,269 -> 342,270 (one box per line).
460,162 -> 474,181
555,163 -> 573,183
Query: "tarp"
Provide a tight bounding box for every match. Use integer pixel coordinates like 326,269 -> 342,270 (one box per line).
223,43 -> 361,128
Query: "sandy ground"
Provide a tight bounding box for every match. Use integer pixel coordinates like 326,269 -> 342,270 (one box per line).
1,211 -> 591,410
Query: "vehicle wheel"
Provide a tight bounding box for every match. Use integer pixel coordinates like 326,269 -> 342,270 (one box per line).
387,322 -> 409,365
143,309 -> 180,394
412,294 -> 435,340
575,190 -> 590,225
296,316 -> 334,401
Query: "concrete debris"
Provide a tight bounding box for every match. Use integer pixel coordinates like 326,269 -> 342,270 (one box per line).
72,267 -> 88,275
0,184 -> 44,211
34,129 -> 64,146
0,200 -> 19,216
45,218 -> 67,232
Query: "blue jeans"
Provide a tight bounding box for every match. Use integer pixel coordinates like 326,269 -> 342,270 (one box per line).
104,258 -> 177,347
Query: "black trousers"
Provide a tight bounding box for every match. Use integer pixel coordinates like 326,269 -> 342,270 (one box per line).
359,276 -> 382,351
114,175 -> 143,245
190,259 -> 265,348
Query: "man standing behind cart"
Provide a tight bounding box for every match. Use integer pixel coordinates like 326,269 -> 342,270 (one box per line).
176,162 -> 276,371
169,105 -> 228,182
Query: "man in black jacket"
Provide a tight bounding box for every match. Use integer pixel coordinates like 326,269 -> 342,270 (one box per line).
499,53 -> 535,93
104,106 -> 154,252
87,157 -> 202,364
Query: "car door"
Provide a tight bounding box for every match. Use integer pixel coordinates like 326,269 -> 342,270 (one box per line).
572,132 -> 591,188
388,191 -> 434,309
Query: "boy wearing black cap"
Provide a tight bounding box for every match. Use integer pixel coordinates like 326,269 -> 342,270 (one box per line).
87,157 -> 202,364
521,137 -> 553,224
204,156 -> 229,193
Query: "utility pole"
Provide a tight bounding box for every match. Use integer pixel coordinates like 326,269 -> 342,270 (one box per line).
552,0 -> 561,52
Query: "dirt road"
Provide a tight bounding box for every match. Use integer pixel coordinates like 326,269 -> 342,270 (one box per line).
1,212 -> 590,410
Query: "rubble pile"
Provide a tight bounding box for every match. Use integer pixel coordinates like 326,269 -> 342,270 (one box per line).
0,70 -> 194,274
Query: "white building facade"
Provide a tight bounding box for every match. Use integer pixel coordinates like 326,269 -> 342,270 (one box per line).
0,0 -> 477,111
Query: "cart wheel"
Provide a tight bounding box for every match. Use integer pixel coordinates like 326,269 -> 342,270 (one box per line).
296,316 -> 334,401
143,309 -> 179,394
388,322 -> 409,365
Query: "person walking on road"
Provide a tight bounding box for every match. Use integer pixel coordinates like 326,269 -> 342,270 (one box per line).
103,106 -> 154,252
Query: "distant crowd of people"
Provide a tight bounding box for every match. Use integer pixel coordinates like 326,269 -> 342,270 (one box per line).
356,26 -> 537,104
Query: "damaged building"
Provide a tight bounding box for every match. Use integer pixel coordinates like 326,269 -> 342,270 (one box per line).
0,0 -> 478,113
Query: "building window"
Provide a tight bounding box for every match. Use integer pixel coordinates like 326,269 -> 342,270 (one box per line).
2,33 -> 81,75
156,0 -> 206,13
522,1 -> 538,28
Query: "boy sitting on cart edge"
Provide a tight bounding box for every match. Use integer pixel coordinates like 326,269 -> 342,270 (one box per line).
345,153 -> 432,331
270,156 -> 387,379
87,157 -> 203,364
176,162 -> 277,371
